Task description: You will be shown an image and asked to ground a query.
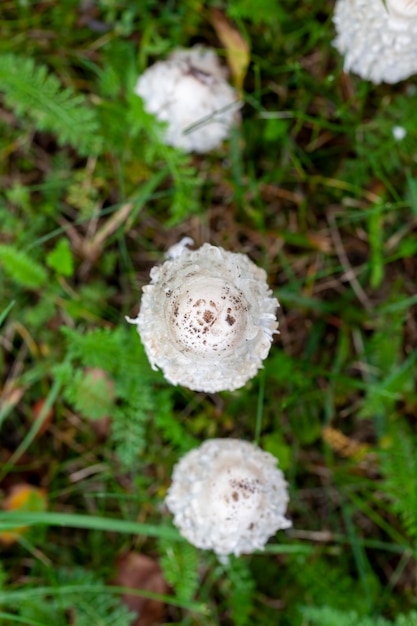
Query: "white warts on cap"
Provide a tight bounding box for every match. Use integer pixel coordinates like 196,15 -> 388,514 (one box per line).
127,239 -> 279,393
165,439 -> 291,557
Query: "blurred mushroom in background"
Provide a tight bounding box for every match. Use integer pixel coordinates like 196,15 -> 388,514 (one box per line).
134,47 -> 241,152
333,0 -> 417,84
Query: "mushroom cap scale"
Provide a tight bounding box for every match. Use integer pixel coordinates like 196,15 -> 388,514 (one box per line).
129,241 -> 278,393
165,438 -> 291,557
333,0 -> 417,84
134,47 -> 240,153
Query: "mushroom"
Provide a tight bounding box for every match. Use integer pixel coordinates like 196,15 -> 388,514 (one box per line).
134,46 -> 241,153
333,0 -> 417,84
127,239 -> 278,393
165,438 -> 291,557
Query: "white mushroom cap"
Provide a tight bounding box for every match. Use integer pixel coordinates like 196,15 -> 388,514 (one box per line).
333,0 -> 417,84
388,0 -> 417,18
165,439 -> 291,557
134,46 -> 240,153
127,239 -> 278,393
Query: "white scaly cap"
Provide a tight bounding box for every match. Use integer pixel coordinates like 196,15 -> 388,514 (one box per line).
165,439 -> 291,557
134,46 -> 241,152
127,239 -> 278,393
333,0 -> 417,84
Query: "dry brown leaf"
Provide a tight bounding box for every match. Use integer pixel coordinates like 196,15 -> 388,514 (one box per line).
322,426 -> 369,460
1,383 -> 25,414
32,398 -> 54,436
113,552 -> 168,626
210,9 -> 250,92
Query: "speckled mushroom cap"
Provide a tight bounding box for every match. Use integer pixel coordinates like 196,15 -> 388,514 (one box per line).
333,0 -> 417,84
134,46 -> 240,153
165,438 -> 291,557
127,239 -> 278,393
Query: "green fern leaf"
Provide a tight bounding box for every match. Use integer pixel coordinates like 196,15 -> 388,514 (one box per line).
0,243 -> 48,289
60,326 -> 159,466
111,398 -> 150,468
223,558 -> 256,626
154,390 -> 197,453
61,327 -> 124,376
159,538 -> 200,602
18,598 -> 65,626
65,368 -> 116,421
380,420 -> 417,538
395,613 -> 417,626
290,557 -> 378,616
12,568 -> 133,626
0,53 -> 102,156
55,568 -> 134,626
302,606 -> 417,626
302,606 -> 388,626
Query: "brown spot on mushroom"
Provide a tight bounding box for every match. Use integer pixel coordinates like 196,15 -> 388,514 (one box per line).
232,491 -> 239,501
226,314 -> 236,326
187,66 -> 214,86
203,310 -> 215,323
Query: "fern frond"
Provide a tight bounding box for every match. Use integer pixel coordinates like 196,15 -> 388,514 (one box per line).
302,606 -> 417,626
111,398 -> 150,468
126,94 -> 202,223
159,537 -> 200,602
0,53 -> 102,156
0,243 -> 48,289
395,613 -> 417,626
60,326 -> 177,466
54,568 -> 134,626
224,558 -> 256,626
14,568 -> 133,626
63,367 -> 116,421
290,557 -> 378,616
17,598 -> 64,626
302,606 -> 388,626
61,327 -> 125,376
380,420 -> 417,538
154,390 -> 197,453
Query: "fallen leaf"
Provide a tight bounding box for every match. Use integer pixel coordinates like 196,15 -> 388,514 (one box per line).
75,368 -> 116,421
1,382 -> 25,414
322,426 -> 369,460
84,368 -> 114,438
32,398 -> 54,436
210,9 -> 250,92
113,552 -> 168,626
0,484 -> 48,545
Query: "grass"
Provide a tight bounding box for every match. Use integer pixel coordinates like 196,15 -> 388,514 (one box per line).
1,0 -> 417,624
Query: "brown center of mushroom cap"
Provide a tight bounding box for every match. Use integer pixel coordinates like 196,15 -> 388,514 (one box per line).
206,467 -> 262,527
167,276 -> 248,355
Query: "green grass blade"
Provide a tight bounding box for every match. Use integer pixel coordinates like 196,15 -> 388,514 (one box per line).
0,510 -> 180,541
0,585 -> 207,614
